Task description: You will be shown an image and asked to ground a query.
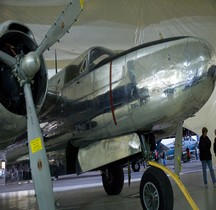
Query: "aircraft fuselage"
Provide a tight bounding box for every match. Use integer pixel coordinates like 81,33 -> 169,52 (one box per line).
1,36 -> 216,161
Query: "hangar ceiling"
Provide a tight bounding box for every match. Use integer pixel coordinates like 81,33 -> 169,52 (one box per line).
0,0 -> 216,142
1,0 -> 216,67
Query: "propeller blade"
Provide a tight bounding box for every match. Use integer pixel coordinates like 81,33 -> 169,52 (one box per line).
36,0 -> 83,56
0,50 -> 16,68
24,83 -> 56,210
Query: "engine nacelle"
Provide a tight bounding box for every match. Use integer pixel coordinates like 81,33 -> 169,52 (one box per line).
0,21 -> 47,115
0,21 -> 35,40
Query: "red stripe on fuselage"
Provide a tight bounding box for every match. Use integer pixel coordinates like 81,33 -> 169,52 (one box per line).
109,61 -> 117,125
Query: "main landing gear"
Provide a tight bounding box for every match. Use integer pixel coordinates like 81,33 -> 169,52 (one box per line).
102,165 -> 124,195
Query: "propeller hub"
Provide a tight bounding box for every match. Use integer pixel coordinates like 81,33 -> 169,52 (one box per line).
21,51 -> 40,79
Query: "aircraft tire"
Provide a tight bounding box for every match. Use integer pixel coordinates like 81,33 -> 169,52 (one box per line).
102,165 -> 124,195
140,166 -> 173,210
131,161 -> 140,172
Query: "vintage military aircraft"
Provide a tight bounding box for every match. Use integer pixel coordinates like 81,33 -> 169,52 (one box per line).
0,0 -> 216,210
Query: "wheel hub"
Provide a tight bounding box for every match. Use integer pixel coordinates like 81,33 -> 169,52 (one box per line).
143,182 -> 159,210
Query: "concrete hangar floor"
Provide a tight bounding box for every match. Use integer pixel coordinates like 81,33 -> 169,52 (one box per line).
0,160 -> 215,210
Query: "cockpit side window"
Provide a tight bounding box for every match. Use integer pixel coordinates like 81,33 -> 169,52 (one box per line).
80,56 -> 87,74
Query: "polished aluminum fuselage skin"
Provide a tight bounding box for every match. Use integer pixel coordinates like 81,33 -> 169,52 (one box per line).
1,36 -> 215,161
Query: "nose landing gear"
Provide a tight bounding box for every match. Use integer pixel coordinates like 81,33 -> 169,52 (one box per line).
140,166 -> 173,210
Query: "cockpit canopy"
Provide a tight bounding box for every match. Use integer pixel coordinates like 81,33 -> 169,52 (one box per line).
64,47 -> 116,84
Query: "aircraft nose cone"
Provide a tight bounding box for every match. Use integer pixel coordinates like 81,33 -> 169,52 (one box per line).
189,39 -> 216,107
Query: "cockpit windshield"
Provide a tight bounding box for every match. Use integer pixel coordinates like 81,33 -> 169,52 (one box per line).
88,47 -> 115,71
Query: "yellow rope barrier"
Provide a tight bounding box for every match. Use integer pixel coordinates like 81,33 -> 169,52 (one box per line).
80,0 -> 84,9
148,161 -> 199,210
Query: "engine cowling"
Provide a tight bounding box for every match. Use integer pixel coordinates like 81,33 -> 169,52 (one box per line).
0,22 -> 47,115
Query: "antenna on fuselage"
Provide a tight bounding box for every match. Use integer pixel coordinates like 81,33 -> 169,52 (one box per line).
55,49 -> 58,74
